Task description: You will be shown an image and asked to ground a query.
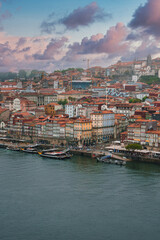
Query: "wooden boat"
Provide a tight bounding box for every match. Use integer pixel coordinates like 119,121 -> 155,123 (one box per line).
20,144 -> 44,153
97,155 -> 126,165
6,146 -> 21,151
38,150 -> 72,159
20,147 -> 38,153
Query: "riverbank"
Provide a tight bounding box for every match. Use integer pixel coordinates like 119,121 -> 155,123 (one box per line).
1,137 -> 160,165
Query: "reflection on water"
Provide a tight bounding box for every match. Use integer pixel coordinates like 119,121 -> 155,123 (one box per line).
126,161 -> 160,174
1,149 -> 160,240
70,155 -> 99,172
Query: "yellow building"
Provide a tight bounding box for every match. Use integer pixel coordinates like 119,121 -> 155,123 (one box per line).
73,118 -> 92,145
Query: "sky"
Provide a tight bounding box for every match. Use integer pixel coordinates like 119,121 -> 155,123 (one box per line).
0,0 -> 160,72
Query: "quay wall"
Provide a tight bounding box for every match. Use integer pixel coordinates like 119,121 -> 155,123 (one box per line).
1,138 -> 160,165
129,155 -> 160,164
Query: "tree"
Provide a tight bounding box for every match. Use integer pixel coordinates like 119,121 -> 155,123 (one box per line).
125,143 -> 142,150
76,68 -> 83,72
139,75 -> 160,85
129,98 -> 141,103
58,99 -> 68,108
142,96 -> 148,102
0,72 -> 17,81
29,70 -> 39,78
18,70 -> 27,79
68,96 -> 76,101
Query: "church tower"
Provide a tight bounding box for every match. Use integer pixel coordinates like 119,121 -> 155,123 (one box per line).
147,54 -> 152,66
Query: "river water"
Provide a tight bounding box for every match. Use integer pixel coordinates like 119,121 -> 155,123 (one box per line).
0,148 -> 160,240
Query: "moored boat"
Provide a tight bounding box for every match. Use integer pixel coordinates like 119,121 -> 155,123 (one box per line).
6,146 -> 21,151
20,147 -> 38,153
38,150 -> 72,159
0,144 -> 6,148
97,155 -> 126,165
97,154 -> 112,162
20,144 -> 44,153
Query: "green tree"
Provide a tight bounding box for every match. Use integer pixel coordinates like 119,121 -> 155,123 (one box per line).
68,96 -> 76,101
18,70 -> 27,79
142,96 -> 148,102
76,68 -> 83,72
129,98 -> 141,103
125,143 -> 142,150
29,70 -> 39,78
58,99 -> 68,108
0,72 -> 17,81
139,75 -> 160,85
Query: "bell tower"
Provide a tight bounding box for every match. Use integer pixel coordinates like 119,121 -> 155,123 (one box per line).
147,54 -> 152,66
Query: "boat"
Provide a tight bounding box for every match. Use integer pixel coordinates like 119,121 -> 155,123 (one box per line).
97,155 -> 126,166
20,147 -> 38,153
97,154 -> 112,162
0,144 -> 6,148
20,144 -> 44,153
41,148 -> 65,153
6,146 -> 21,151
38,150 -> 72,159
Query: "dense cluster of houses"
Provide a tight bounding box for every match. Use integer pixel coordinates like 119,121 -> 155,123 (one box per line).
1,56 -> 160,148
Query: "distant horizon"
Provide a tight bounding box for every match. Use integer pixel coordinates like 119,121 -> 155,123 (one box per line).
0,54 -> 157,74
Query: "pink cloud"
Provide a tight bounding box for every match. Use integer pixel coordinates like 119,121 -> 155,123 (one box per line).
90,33 -> 104,41
129,0 -> 160,36
33,37 -> 68,60
0,32 -> 68,71
0,19 -> 160,72
67,22 -> 128,55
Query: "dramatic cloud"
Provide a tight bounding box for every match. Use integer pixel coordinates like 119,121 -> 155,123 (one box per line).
33,37 -> 68,60
59,22 -> 130,69
41,2 -> 111,33
129,0 -> 160,36
1,15 -> 160,73
16,37 -> 27,48
0,42 -> 16,68
122,35 -> 160,62
0,33 -> 54,71
67,23 -> 128,55
60,2 -> 110,30
18,47 -> 31,53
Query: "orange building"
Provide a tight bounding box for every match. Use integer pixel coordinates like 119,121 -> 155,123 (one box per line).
45,103 -> 62,116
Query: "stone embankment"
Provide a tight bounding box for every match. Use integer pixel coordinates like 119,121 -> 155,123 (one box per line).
70,149 -> 131,162
1,137 -> 160,164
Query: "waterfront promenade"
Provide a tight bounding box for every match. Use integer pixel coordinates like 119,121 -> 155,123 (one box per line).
1,137 -> 160,164
70,149 -> 131,162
